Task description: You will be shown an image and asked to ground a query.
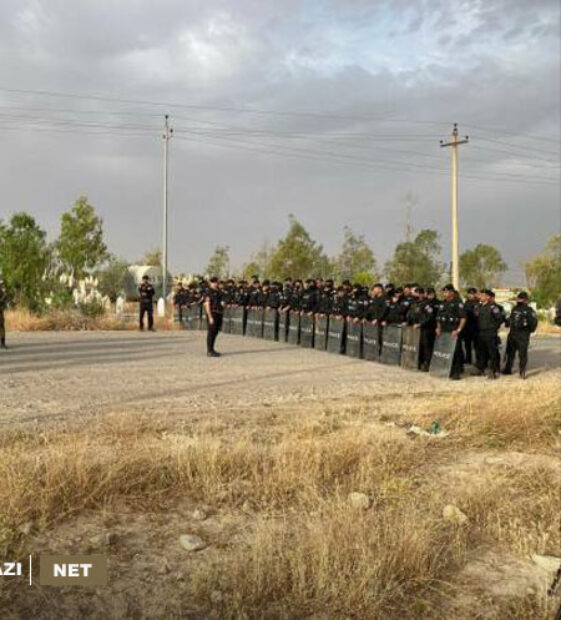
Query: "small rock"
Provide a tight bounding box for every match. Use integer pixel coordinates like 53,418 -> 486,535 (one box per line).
442,504 -> 468,525
192,508 -> 208,521
484,456 -> 504,465
175,572 -> 185,582
348,492 -> 371,510
531,554 -> 561,572
241,500 -> 252,514
157,559 -> 171,575
105,532 -> 118,546
406,425 -> 423,435
179,534 -> 207,552
210,590 -> 224,604
18,521 -> 33,536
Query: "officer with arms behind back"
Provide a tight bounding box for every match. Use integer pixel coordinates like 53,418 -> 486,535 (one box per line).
204,276 -> 224,357
0,275 -> 8,349
138,274 -> 156,331
502,291 -> 537,379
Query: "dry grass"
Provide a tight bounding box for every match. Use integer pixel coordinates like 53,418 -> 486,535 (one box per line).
1,377 -> 560,618
5,307 -> 178,331
536,320 -> 561,335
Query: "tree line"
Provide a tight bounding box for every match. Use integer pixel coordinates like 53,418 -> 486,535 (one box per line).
1,199 -> 559,311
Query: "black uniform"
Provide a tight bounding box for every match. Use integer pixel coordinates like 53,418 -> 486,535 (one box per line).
138,281 -> 156,330
0,282 -> 7,348
173,287 -> 187,322
205,288 -> 224,354
461,298 -> 478,365
416,300 -> 436,370
384,300 -> 405,325
300,287 -> 318,313
317,286 -> 334,315
436,298 -> 466,378
503,303 -> 537,375
474,302 -> 503,375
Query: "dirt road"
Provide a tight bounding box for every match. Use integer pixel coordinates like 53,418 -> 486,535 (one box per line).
1,330 -> 559,427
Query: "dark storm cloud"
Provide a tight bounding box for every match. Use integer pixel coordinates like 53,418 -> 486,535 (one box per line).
0,0 -> 559,283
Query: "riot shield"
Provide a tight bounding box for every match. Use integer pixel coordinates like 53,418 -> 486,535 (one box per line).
429,333 -> 458,378
327,316 -> 345,354
380,325 -> 402,365
345,320 -> 363,358
314,315 -> 328,350
221,306 -> 232,334
300,313 -> 315,348
287,310 -> 301,345
182,306 -> 192,330
230,306 -> 246,335
199,305 -> 206,331
401,326 -> 421,370
279,310 -> 289,342
363,322 -> 381,361
263,308 -> 279,341
246,308 -> 264,338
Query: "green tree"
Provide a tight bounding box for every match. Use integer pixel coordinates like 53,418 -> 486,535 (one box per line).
334,226 -> 379,284
524,235 -> 561,307
0,212 -> 51,311
140,249 -> 162,266
459,243 -> 508,289
56,197 -> 109,278
205,245 -> 230,278
385,229 -> 444,287
268,215 -> 331,281
97,258 -> 132,303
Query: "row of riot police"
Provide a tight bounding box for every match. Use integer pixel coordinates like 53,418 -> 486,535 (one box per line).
174,277 -> 538,380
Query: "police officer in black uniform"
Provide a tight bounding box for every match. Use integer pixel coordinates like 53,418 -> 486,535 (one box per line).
138,275 -> 156,331
409,288 -> 436,371
502,291 -> 537,379
0,276 -> 8,350
436,284 -> 467,380
461,287 -> 479,365
204,276 -> 224,357
473,289 -> 503,379
173,282 -> 187,324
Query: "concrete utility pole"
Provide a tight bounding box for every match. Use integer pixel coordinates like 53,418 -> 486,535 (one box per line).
162,114 -> 173,305
440,123 -> 469,290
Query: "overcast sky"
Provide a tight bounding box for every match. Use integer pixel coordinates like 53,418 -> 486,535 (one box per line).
0,0 -> 559,283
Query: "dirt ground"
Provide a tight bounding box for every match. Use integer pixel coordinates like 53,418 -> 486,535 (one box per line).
0,330 -> 560,619
1,329 -> 559,427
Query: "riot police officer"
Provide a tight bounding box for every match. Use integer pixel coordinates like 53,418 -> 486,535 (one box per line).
138,275 -> 156,331
410,288 -> 436,371
473,289 -> 503,379
436,284 -> 467,380
502,291 -> 537,379
204,276 -> 224,357
0,276 -> 8,349
173,282 -> 187,324
461,287 -> 479,365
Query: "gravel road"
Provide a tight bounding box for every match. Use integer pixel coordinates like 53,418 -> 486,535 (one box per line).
1,330 -> 559,427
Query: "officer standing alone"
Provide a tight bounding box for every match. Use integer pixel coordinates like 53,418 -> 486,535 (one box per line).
138,275 -> 156,331
204,276 -> 224,357
502,291 -> 537,379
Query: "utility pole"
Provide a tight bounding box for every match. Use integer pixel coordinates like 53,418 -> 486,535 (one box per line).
440,123 -> 468,290
162,114 -> 173,306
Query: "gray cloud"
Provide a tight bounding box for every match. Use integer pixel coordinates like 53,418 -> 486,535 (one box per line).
0,0 -> 559,283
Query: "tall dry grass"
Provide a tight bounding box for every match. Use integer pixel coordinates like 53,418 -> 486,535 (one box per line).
5,307 -> 178,331
0,377 -> 559,618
